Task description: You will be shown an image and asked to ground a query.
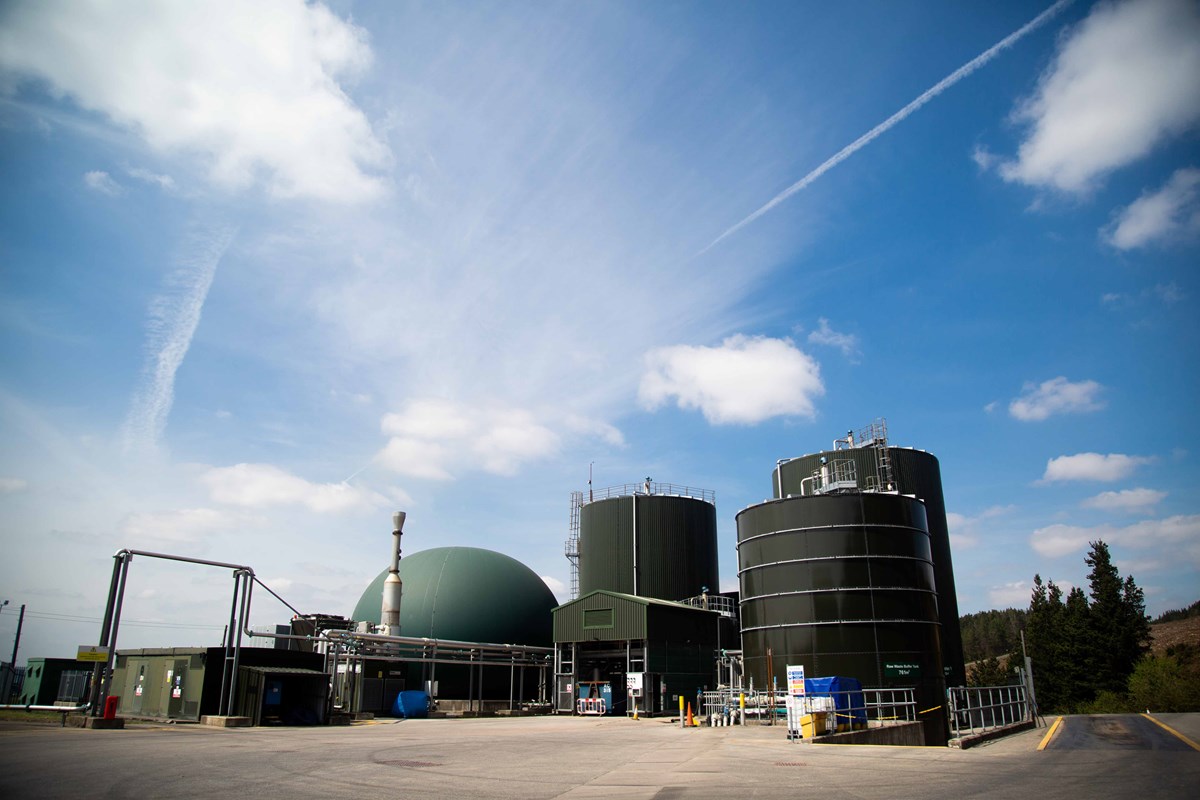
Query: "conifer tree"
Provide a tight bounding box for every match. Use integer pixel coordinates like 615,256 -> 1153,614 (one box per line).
1085,540 -> 1151,695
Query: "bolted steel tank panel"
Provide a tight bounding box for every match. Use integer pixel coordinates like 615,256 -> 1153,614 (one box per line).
579,494 -> 718,602
773,447 -> 965,688
737,492 -> 948,745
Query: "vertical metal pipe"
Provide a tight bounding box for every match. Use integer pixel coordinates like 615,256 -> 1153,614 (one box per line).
9,604 -> 26,676
100,554 -> 133,704
217,572 -> 241,715
631,493 -> 638,596
88,553 -> 124,714
327,646 -> 338,718
226,571 -> 251,716
430,646 -> 437,705
467,652 -> 474,714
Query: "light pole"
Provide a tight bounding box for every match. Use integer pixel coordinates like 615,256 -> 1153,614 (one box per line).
0,600 -> 10,701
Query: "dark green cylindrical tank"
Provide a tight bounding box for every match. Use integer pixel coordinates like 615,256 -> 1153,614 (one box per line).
579,494 -> 718,602
774,447 -> 965,687
737,492 -> 947,745
352,546 -> 556,646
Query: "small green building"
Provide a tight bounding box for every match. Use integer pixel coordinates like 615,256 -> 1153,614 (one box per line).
553,590 -> 730,716
17,658 -> 89,706
112,647 -> 327,724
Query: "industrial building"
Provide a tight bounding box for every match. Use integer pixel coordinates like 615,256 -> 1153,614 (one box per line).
15,657 -> 89,707
769,421 -> 965,687
347,546 -> 557,715
554,481 -> 736,716
737,420 -> 956,744
110,647 -> 327,724
58,417 -> 966,742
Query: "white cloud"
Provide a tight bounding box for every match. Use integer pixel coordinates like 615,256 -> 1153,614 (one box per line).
127,167 -> 176,191
1031,514 -> 1200,562
0,0 -> 388,202
201,463 -> 385,513
639,335 -> 824,425
988,581 -> 1031,609
1009,376 -> 1104,421
119,507 -> 235,546
1101,282 -> 1186,309
563,415 -> 626,448
1029,523 -> 1094,558
702,0 -> 1074,251
1042,452 -> 1153,482
0,477 -> 28,494
983,401 -> 999,414
382,401 -> 475,441
1105,167 -> 1200,248
1000,0 -> 1200,192
806,318 -> 861,361
1081,487 -> 1167,514
376,400 -> 562,480
539,575 -> 567,603
475,411 -> 562,477
83,170 -> 123,196
971,145 -> 999,171
120,227 -> 236,456
1153,282 -> 1184,304
375,437 -> 454,481
947,505 -> 1014,550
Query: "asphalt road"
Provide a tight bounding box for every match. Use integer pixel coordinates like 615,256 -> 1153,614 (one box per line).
0,714 -> 1196,799
1046,714 -> 1196,751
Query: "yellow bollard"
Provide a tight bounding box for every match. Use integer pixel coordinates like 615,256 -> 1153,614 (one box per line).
680,694 -> 685,729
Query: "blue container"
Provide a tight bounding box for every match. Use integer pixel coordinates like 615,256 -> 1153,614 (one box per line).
804,676 -> 866,728
392,690 -> 430,719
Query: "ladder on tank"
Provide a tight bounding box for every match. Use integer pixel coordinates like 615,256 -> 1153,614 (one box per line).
869,419 -> 893,490
565,491 -> 582,599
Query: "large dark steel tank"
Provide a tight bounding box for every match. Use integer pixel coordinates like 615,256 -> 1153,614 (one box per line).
737,492 -> 948,746
579,493 -> 718,602
774,448 -> 965,687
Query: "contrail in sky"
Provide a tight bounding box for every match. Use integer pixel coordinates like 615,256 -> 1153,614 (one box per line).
122,225 -> 237,456
702,0 -> 1076,254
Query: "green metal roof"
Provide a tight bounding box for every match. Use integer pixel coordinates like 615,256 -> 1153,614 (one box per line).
352,546 -> 556,646
552,589 -> 720,643
555,589 -> 703,611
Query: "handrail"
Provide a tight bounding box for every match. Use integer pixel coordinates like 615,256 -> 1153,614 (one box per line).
582,482 -> 715,505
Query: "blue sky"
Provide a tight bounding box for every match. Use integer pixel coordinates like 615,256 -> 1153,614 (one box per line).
1,0 -> 1198,664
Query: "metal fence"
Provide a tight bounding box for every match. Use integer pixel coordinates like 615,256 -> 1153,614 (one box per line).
947,684 -> 1030,738
582,482 -> 715,505
56,670 -> 91,705
702,687 -> 917,733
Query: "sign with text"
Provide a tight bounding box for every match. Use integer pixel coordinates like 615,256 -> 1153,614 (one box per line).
76,645 -> 109,663
884,661 -> 921,678
786,664 -> 805,697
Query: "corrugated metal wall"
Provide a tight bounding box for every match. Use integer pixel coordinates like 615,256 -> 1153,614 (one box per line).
737,492 -> 948,745
774,447 -> 965,687
578,494 -> 718,602
553,591 -> 647,642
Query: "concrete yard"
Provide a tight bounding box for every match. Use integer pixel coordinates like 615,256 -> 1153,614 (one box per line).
0,713 -> 1197,799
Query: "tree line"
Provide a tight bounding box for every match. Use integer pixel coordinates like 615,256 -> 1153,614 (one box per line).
958,540 -> 1199,713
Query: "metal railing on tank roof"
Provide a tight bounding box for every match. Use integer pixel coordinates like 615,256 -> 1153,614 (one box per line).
583,482 -> 715,505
